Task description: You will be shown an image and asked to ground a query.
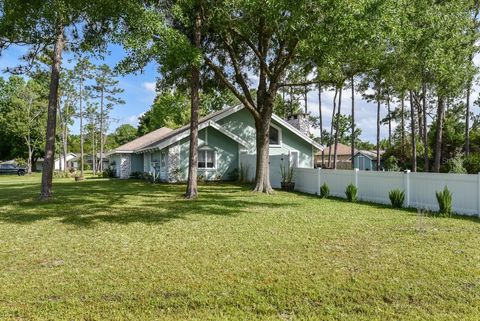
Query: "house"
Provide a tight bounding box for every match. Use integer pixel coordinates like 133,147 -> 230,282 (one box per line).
107,105 -> 323,181
352,150 -> 385,171
85,153 -> 110,171
35,152 -> 78,172
315,143 -> 356,169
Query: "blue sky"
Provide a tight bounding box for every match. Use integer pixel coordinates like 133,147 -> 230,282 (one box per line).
2,44 -> 478,143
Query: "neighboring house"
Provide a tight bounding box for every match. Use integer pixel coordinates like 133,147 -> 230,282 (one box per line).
36,152 -> 78,172
85,153 -> 110,171
315,143 -> 356,169
352,150 -> 385,171
108,105 -> 323,180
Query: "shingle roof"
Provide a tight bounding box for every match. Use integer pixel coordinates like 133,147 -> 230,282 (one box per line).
139,105 -> 239,151
111,127 -> 173,153
316,143 -> 355,156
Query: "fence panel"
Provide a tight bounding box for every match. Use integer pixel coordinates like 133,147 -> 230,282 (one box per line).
322,170 -> 356,197
294,168 -> 319,194
410,172 -> 478,215
357,171 -> 404,204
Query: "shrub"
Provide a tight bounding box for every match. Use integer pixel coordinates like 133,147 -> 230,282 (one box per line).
389,189 -> 405,208
53,171 -> 70,178
319,183 -> 330,199
436,186 -> 452,217
130,171 -> 143,179
345,184 -> 358,202
227,168 -> 239,181
280,162 -> 295,183
384,156 -> 400,172
447,156 -> 467,174
463,154 -> 480,174
102,168 -> 116,178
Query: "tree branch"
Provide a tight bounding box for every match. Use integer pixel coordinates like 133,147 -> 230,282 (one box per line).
204,56 -> 260,119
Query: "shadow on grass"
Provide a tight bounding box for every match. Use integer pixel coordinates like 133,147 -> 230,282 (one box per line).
288,189 -> 480,223
0,179 -> 294,228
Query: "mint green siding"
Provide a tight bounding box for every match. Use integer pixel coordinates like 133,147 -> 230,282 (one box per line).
175,127 -> 240,181
218,108 -> 313,167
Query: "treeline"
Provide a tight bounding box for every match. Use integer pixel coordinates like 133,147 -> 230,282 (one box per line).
1,0 -> 479,199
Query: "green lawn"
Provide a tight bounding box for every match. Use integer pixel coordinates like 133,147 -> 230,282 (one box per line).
0,175 -> 479,320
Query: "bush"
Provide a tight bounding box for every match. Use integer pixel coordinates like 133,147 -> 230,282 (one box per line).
130,171 -> 143,179
447,156 -> 467,174
227,168 -> 239,181
319,183 -> 330,199
53,170 -> 70,178
436,186 -> 452,217
389,189 -> 405,208
102,168 -> 116,178
463,154 -> 480,174
345,184 -> 358,202
384,156 -> 400,172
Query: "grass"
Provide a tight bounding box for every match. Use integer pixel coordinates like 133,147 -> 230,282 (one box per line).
0,174 -> 479,320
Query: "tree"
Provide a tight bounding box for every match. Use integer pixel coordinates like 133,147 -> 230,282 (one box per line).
0,0 -> 137,199
113,124 -> 137,146
92,64 -> 124,172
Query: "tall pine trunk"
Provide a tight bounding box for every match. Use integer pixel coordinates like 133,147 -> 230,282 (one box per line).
351,76 -> 355,169
333,84 -> 342,170
409,91 -> 417,172
327,88 -> 338,168
79,73 -> 85,177
433,96 -> 445,173
41,24 -> 64,200
185,10 -> 202,199
401,94 -> 405,155
99,88 -> 105,172
376,89 -> 381,171
318,84 -> 324,167
465,83 -> 471,157
422,83 -> 429,172
387,94 -> 392,147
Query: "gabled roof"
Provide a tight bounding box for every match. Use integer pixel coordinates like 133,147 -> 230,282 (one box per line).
110,127 -> 173,154
353,150 -> 385,160
315,143 -> 355,156
114,105 -> 324,154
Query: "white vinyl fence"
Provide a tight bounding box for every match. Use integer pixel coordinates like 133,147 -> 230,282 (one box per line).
294,168 -> 480,217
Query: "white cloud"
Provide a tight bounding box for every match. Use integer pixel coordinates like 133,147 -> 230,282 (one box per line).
142,81 -> 156,93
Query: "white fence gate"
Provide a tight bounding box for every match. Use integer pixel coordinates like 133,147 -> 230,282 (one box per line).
293,168 -> 480,217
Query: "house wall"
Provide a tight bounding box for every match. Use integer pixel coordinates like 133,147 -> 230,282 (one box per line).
173,127 -> 239,182
217,108 -> 314,168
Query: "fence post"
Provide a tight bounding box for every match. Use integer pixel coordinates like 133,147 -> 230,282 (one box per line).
404,170 -> 411,207
353,168 -> 359,187
317,168 -> 322,195
478,173 -> 480,217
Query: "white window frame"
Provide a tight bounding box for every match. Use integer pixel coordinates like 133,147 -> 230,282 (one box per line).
269,123 -> 282,148
198,147 -> 216,170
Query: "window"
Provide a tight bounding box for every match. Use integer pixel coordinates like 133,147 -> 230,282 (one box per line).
198,149 -> 215,169
269,125 -> 281,145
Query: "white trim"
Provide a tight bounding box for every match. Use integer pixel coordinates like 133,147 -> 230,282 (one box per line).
138,120 -> 252,153
269,123 -> 282,148
271,114 -> 324,150
198,148 -> 216,170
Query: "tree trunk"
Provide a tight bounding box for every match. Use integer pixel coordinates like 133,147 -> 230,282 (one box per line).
422,83 -> 429,172
409,91 -> 417,172
91,122 -> 96,176
26,136 -> 32,175
376,90 -> 381,171
99,88 -> 105,172
327,88 -> 338,168
253,114 -> 273,193
318,83 -> 324,168
387,94 -> 392,147
401,94 -> 405,155
465,83 -> 471,157
40,24 -> 64,200
351,76 -> 355,169
79,76 -> 84,177
304,85 -> 308,113
333,84 -> 342,170
433,96 -> 445,173
185,10 -> 202,199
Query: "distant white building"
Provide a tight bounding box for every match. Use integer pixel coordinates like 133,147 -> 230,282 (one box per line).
36,153 -> 78,172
